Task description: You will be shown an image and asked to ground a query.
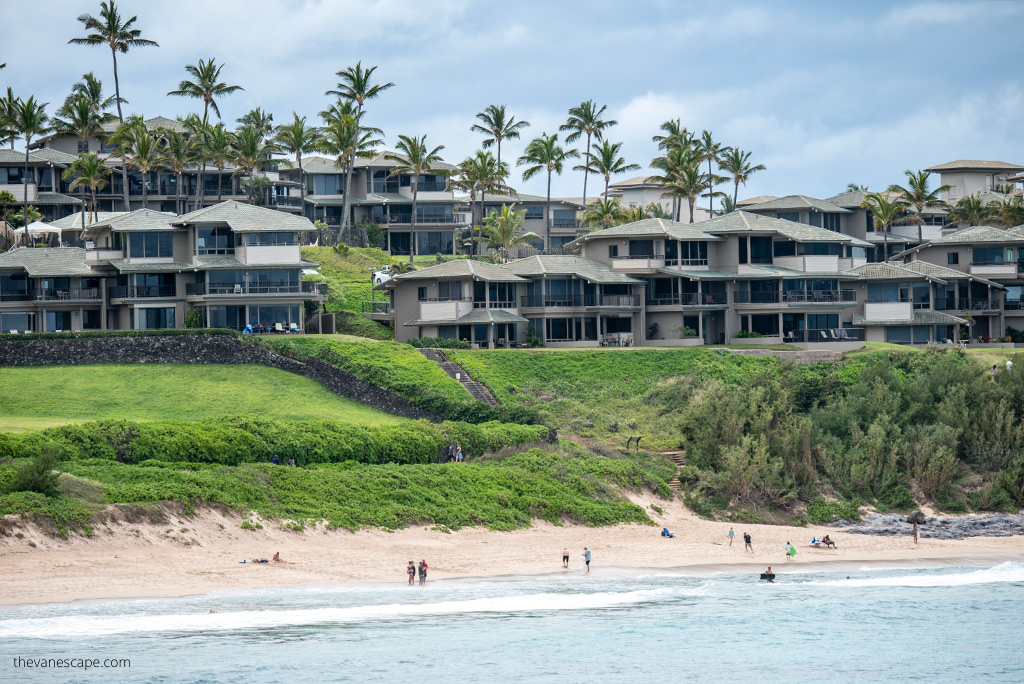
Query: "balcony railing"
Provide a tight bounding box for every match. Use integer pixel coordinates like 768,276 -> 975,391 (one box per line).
473,300 -> 516,309
934,298 -> 1002,311
584,294 -> 641,308
418,296 -> 472,303
361,301 -> 392,314
268,196 -> 303,207
520,294 -> 583,308
108,285 -> 177,299
549,218 -> 580,229
784,328 -> 865,343
385,213 -> 468,225
646,292 -> 728,306
781,290 -> 857,304
414,181 -> 449,192
734,291 -> 781,304
663,258 -> 709,267
610,254 -> 664,261
1005,300 -> 1023,310
186,282 -> 327,296
0,288 -> 101,302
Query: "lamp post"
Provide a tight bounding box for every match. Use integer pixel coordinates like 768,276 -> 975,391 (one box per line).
369,267 -> 375,303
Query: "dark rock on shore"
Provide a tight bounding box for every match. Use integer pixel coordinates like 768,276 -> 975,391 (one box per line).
832,513 -> 1024,540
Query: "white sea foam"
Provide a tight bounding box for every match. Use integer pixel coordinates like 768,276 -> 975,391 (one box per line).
0,588 -> 679,639
810,562 -> 1024,588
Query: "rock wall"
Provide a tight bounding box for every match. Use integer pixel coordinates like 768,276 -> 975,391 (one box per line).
0,336 -> 441,422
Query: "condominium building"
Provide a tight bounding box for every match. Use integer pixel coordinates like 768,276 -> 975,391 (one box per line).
0,148 -> 85,222
0,200 -> 326,333
924,160 -> 1024,203
607,175 -> 712,223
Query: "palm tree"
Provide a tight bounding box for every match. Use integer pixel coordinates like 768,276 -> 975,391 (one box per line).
649,147 -> 706,222
318,113 -> 383,244
68,73 -> 119,115
241,175 -> 273,206
718,148 -> 766,208
718,195 -> 736,215
385,135 -> 446,264
326,62 -> 394,240
10,96 -> 51,244
471,104 -> 529,168
167,58 -> 243,120
581,197 -> 627,231
518,133 -> 579,252
560,100 -> 616,207
945,194 -> 992,227
1,88 -> 18,149
846,183 -> 868,193
862,191 -> 918,261
160,130 -> 198,214
482,205 -> 539,260
694,130 -> 727,215
182,113 -> 213,210
53,94 -> 114,216
236,108 -> 277,140
0,189 -> 18,247
230,124 -> 281,206
69,1 -> 158,211
652,119 -> 693,152
623,203 -> 654,223
275,113 -> 322,211
124,128 -> 161,209
576,140 -> 640,201
203,123 -> 233,203
63,153 -> 111,223
887,169 -> 951,243
990,194 -> 1024,230
449,151 -> 513,256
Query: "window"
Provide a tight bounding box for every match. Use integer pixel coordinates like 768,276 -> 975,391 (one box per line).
947,252 -> 959,265
209,305 -> 245,330
77,140 -> 90,153
438,281 -> 462,301
777,212 -> 800,223
1,312 -> 33,333
822,213 -> 841,232
738,237 -> 748,264
867,283 -> 907,303
629,240 -> 655,257
750,237 -> 772,264
608,245 -> 618,258
243,232 -> 295,246
913,325 -> 932,344
773,241 -> 796,257
749,314 -> 779,336
247,270 -> 299,292
198,226 -> 234,254
912,283 -> 930,309
416,231 -> 454,255
44,311 -> 72,332
806,313 -> 838,330
138,307 -> 175,330
248,304 -> 300,328
438,325 -> 457,339
524,206 -> 543,219
885,326 -> 912,344
312,174 -> 343,195
418,287 -> 427,301
128,232 -> 173,258
679,241 -> 708,262
973,247 -> 1006,265
83,309 -> 102,330
801,242 -> 841,256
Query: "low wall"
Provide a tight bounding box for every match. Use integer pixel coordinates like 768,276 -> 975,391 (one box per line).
0,335 -> 441,422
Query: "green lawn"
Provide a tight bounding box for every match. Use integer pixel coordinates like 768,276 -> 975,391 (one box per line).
0,364 -> 405,431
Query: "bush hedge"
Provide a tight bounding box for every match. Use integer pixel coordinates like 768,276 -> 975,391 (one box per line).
0,417 -> 549,466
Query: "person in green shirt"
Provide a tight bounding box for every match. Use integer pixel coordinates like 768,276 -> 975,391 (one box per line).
583,547 -> 591,573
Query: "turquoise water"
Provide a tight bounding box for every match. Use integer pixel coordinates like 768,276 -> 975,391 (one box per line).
1,562 -> 1022,683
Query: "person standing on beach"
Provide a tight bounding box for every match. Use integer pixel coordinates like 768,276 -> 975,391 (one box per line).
583,547 -> 591,573
407,561 -> 416,585
562,547 -> 569,568
728,527 -> 735,546
743,532 -> 753,553
913,522 -> 919,544
785,542 -> 796,561
419,560 -> 428,585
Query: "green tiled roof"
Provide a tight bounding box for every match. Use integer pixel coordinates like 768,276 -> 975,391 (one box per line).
925,160 -> 1024,172
568,218 -> 723,247
51,211 -> 126,230
847,262 -> 947,283
98,116 -> 185,135
737,195 -> 779,206
108,260 -> 192,273
0,148 -> 79,166
175,200 -> 315,233
657,268 -> 745,280
505,255 -> 642,284
354,150 -> 456,172
403,309 -> 528,327
0,247 -> 94,276
192,256 -> 319,271
84,209 -> 178,238
392,259 -> 529,283
853,310 -> 967,326
32,192 -> 85,206
917,225 -> 1024,246
699,211 -> 872,246
742,195 -> 852,214
827,190 -> 869,209
900,260 -> 1003,287
749,265 -> 860,279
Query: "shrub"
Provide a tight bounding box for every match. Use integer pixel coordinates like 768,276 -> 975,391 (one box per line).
735,330 -> 763,338
184,308 -> 203,329
806,497 -> 859,524
8,447 -> 61,497
408,338 -> 470,349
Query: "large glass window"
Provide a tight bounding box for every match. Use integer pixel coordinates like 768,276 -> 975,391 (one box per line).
912,283 -> 930,309
198,226 -> 234,254
209,305 -> 245,330
44,311 -> 72,332
247,270 -> 299,293
243,232 -> 296,246
749,314 -> 779,335
1,312 -> 33,333
867,283 -> 908,303
128,232 -> 173,258
248,304 -> 300,328
524,206 -> 543,219
773,241 -> 797,257
777,212 -> 800,223
629,240 -> 655,257
885,326 -> 912,344
806,313 -> 839,330
750,237 -> 772,264
138,307 -> 175,330
0,273 -> 28,299
416,231 -> 454,255
312,174 -> 343,195
973,247 -> 1007,265
437,281 -> 462,301
82,309 -> 102,330
801,242 -> 841,256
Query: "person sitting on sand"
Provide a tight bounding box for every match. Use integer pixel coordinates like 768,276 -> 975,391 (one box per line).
273,552 -> 282,562
822,535 -> 836,549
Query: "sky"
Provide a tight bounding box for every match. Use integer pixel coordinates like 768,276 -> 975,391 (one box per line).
3,0 -> 1024,203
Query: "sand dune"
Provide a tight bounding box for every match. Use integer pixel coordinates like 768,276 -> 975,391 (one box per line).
2,496 -> 1022,606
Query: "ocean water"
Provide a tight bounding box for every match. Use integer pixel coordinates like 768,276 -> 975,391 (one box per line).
1,562 -> 1022,683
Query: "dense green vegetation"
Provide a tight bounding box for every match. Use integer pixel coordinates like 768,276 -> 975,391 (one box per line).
0,364 -> 402,431
666,349 -> 1024,520
0,443 -> 673,536
256,336 -> 542,424
301,246 -> 396,339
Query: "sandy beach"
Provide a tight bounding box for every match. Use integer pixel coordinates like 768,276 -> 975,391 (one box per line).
2,496 -> 1022,607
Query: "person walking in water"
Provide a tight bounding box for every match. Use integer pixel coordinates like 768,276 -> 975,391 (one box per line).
728,527 -> 735,547
583,547 -> 592,573
743,532 -> 753,553
562,547 -> 569,568
407,561 -> 415,585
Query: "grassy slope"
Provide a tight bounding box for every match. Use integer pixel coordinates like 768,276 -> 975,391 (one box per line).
0,364 -> 404,431
302,247 -> 395,339
458,348 -> 781,448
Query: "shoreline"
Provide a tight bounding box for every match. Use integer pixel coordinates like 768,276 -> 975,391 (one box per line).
3,499 -> 1023,608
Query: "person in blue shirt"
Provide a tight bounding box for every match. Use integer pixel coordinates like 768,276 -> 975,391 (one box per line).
583,547 -> 591,573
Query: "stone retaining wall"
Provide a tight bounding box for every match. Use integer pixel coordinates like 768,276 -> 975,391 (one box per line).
0,336 -> 441,422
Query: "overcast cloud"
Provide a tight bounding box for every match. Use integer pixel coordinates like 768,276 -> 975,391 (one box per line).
3,0 -> 1023,201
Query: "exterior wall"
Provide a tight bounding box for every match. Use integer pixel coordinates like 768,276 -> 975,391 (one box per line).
864,302 -> 913,320
239,244 -> 302,265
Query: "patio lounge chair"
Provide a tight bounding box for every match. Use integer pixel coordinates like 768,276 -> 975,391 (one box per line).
289,323 -> 300,333
273,323 -> 285,334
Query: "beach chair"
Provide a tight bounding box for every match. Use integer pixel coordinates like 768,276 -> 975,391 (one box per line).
661,528 -> 675,538
811,538 -> 821,548
289,322 -> 300,333
273,323 -> 285,334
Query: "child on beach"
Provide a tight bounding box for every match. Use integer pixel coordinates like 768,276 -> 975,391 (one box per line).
562,547 -> 569,568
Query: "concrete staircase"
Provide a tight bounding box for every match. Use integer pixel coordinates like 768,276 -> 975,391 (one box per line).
419,349 -> 500,406
662,451 -> 686,491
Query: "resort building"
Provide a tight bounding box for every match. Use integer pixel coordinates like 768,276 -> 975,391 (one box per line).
0,200 -> 326,333
0,148 -> 85,223
924,160 -> 1024,203
607,175 -> 712,223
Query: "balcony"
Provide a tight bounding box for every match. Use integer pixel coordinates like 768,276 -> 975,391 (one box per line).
0,288 -> 101,302
549,218 -> 581,229
970,262 -> 1018,278
781,290 -> 857,304
584,294 -> 641,309
360,301 -> 392,315
772,255 -> 842,272
385,213 -> 468,225
663,258 -> 709,268
186,282 -> 327,297
863,301 -> 913,320
734,291 -> 781,304
610,254 -> 666,272
85,247 -> 126,263
646,292 -> 727,307
783,328 -> 865,343
473,299 -> 516,309
934,297 -> 1002,311
108,285 -> 177,300
412,181 -> 449,192
0,183 -> 37,202
268,196 -> 303,208
520,294 -> 583,308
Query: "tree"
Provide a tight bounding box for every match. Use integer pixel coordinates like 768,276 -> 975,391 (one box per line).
167,58 -> 243,119
69,1 -> 158,211
318,113 -> 383,244
9,96 -> 51,244
560,100 -> 616,207
110,117 -> 162,209
471,104 -> 529,167
160,130 -> 198,214
230,124 -> 281,206
326,62 -> 394,242
862,191 -> 918,261
1,88 -> 18,149
386,135 -> 446,264
694,130 -> 727,215
482,205 -> 539,260
68,72 -> 119,115
652,118 -> 693,152
275,113 -> 322,212
236,108 -> 277,140
7,447 -> 61,498
8,205 -> 42,230
449,151 -> 513,256
182,113 -> 211,210
718,195 -> 736,215
518,133 -> 578,251
581,197 -> 627,231
846,183 -> 868,193
718,147 -> 766,208
63,152 -> 111,223
990,194 -> 1024,230
52,93 -> 114,215
887,169 -> 951,243
0,190 -> 17,244
946,194 -> 991,227
623,203 -> 655,223
203,123 -> 233,203
649,147 -> 708,222
241,175 -> 273,206
575,140 -> 640,201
